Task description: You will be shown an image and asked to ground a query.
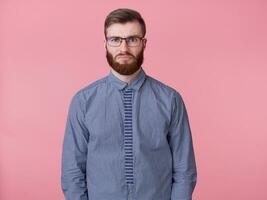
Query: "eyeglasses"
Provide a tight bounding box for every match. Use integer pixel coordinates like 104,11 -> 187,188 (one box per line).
106,36 -> 145,47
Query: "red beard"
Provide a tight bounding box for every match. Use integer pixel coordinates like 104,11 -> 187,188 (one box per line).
106,48 -> 144,75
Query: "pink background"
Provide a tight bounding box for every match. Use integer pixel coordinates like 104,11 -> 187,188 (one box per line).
1,1 -> 267,199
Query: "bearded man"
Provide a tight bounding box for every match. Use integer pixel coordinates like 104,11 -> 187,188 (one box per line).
61,8 -> 197,200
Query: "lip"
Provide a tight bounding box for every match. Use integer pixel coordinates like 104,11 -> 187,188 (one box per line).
117,55 -> 132,59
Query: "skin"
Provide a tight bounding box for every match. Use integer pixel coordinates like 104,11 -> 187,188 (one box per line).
104,21 -> 147,83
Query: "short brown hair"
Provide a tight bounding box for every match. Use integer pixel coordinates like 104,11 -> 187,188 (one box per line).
104,8 -> 146,38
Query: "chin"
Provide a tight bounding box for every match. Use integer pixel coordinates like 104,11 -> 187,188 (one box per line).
117,58 -> 132,62
118,61 -> 133,64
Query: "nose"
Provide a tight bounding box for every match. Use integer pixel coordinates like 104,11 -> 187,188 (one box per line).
119,39 -> 129,52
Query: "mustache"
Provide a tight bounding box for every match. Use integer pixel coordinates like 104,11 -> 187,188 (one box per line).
116,53 -> 134,58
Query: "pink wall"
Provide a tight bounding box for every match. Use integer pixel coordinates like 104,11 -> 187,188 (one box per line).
1,1 -> 267,199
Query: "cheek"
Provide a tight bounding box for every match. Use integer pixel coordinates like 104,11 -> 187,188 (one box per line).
107,48 -> 117,57
132,48 -> 143,57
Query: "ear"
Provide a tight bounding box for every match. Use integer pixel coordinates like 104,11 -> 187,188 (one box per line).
104,39 -> 106,48
143,38 -> 147,49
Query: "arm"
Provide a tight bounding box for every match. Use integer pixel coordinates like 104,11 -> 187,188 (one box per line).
168,91 -> 197,200
61,91 -> 89,200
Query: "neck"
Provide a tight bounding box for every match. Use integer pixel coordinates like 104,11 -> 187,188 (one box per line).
111,68 -> 142,84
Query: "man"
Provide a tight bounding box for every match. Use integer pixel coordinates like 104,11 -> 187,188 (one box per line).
61,8 -> 197,200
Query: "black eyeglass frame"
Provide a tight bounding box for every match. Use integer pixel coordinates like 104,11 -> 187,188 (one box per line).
105,35 -> 146,47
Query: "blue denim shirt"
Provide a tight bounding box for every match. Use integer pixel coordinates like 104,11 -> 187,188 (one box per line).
61,67 -> 197,200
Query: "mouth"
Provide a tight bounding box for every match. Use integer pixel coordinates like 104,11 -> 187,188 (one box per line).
117,55 -> 133,59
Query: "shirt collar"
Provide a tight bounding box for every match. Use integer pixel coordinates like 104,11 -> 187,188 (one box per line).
107,67 -> 147,91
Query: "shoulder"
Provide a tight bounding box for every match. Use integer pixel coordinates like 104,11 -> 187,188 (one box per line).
145,75 -> 183,99
71,75 -> 108,103
145,75 -> 187,113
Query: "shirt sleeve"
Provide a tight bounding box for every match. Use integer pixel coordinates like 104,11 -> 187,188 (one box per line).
168,91 -> 197,200
61,91 -> 89,200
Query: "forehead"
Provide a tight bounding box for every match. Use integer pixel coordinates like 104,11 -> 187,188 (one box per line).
106,21 -> 143,37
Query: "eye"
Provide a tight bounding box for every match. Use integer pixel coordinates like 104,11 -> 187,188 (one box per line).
127,37 -> 138,43
109,37 -> 120,42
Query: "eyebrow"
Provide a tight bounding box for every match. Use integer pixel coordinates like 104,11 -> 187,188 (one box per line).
106,35 -> 143,38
